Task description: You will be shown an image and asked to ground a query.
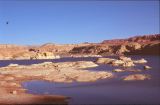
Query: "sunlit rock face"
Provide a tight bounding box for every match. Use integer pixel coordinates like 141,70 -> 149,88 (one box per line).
96,56 -> 136,67
70,34 -> 160,56
31,52 -> 60,59
102,34 -> 160,44
69,44 -> 111,55
126,42 -> 160,55
0,34 -> 159,60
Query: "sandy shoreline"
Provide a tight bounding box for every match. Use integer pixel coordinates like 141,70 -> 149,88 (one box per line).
0,74 -> 68,105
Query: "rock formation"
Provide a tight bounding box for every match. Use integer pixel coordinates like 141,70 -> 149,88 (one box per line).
102,34 -> 160,44
0,34 -> 159,60
31,52 -> 60,59
70,34 -> 160,56
123,74 -> 151,81
144,65 -> 152,70
96,56 -> 149,67
0,61 -> 113,83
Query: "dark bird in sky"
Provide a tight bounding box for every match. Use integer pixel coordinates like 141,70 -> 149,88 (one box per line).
6,21 -> 9,24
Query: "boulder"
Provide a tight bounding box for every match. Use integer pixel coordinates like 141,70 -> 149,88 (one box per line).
96,58 -> 115,64
8,64 -> 19,67
118,56 -> 132,61
133,58 -> 147,63
122,61 -> 135,67
123,74 -> 151,81
144,65 -> 152,70
113,69 -> 125,72
111,60 -> 124,66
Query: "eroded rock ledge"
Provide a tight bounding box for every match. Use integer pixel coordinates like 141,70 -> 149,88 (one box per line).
96,56 -> 147,67
0,61 -> 113,82
0,61 -> 113,104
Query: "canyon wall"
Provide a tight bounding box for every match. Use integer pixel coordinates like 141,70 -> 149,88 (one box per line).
70,34 -> 160,55
0,34 -> 159,60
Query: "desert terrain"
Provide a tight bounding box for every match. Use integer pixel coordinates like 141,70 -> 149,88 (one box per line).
0,34 -> 159,60
0,34 -> 159,104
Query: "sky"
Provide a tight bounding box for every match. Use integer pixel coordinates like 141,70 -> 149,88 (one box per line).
0,0 -> 159,45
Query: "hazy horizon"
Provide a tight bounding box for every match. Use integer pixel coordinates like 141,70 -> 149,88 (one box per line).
0,0 -> 159,45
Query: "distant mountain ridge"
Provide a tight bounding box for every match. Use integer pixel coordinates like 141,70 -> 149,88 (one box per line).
70,34 -> 160,55
0,34 -> 160,60
102,34 -> 160,44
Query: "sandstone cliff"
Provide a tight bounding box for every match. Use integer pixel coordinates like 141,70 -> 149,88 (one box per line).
70,34 -> 160,55
102,34 -> 160,44
0,34 -> 159,60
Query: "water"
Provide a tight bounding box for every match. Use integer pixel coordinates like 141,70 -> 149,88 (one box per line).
0,57 -> 98,67
1,56 -> 160,104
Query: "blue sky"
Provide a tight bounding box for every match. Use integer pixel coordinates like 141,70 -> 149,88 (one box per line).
0,0 -> 159,45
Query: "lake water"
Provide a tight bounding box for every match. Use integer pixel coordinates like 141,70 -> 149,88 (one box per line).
1,56 -> 160,104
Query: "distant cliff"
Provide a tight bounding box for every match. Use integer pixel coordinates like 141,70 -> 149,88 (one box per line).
70,34 -> 160,55
102,34 -> 160,44
0,34 -> 160,60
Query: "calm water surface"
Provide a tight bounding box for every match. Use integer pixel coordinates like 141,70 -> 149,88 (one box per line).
1,56 -> 160,104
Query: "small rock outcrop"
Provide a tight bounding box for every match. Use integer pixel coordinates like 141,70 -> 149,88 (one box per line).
96,56 -> 135,67
96,58 -> 115,64
123,74 -> 151,81
113,69 -> 125,72
126,42 -> 141,51
122,61 -> 135,67
8,64 -> 19,67
31,52 -> 60,59
144,65 -> 152,70
118,56 -> 132,61
56,61 -> 98,69
133,58 -> 147,63
111,60 -> 125,66
113,69 -> 142,72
